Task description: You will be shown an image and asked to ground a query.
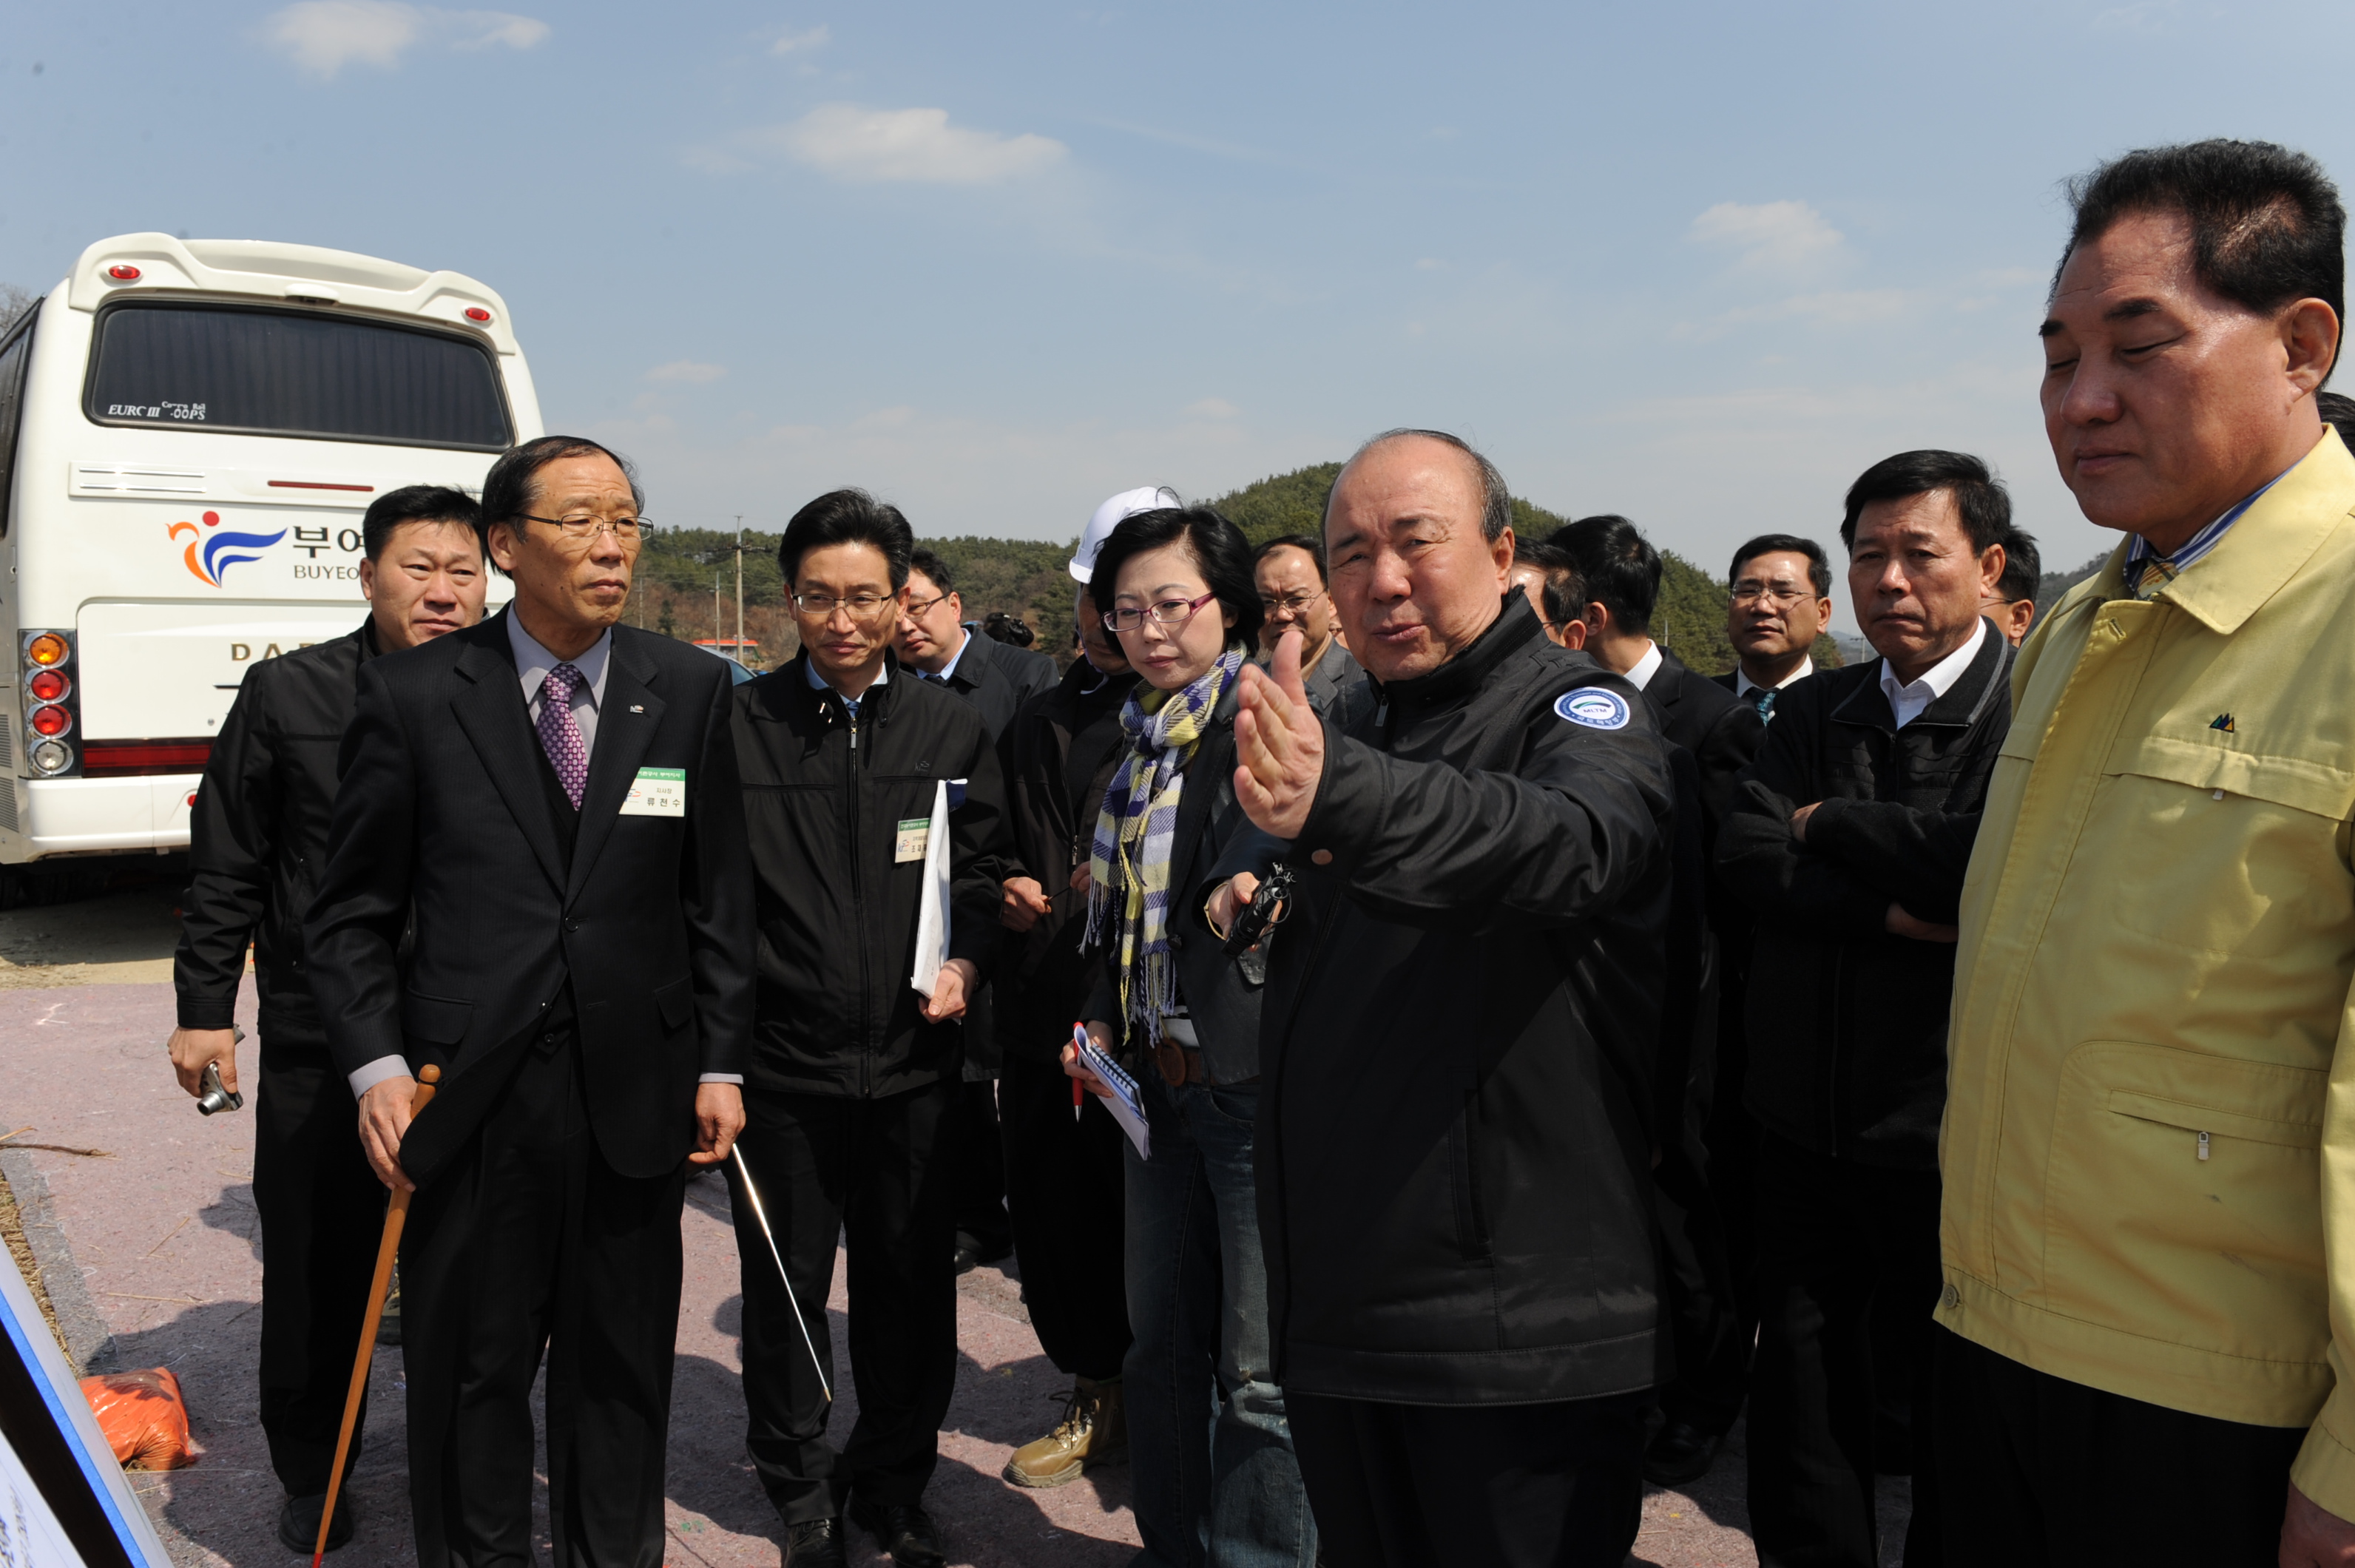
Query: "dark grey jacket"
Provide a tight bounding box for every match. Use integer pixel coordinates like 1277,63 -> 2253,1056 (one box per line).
1300,638 -> 1374,731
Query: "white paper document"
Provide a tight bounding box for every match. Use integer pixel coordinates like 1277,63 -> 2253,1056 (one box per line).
1080,1038 -> 1153,1160
910,777 -> 959,998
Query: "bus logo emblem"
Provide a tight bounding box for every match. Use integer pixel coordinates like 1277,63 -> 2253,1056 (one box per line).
167,511 -> 288,587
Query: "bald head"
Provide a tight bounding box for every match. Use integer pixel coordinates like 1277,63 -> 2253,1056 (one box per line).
1321,430 -> 1517,683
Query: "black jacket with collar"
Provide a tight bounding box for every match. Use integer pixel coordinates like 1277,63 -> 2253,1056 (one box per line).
731,651 -> 1011,1098
1237,594 -> 1677,1406
1299,638 -> 1374,731
1646,649 -> 1765,840
178,618 -> 380,1039
935,625 -> 1058,740
995,655 -> 1138,1063
1081,662 -> 1269,1085
308,611 -> 755,1186
1716,621 -> 2013,1167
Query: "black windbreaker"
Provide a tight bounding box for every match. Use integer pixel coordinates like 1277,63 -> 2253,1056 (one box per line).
732,652 -> 1010,1097
176,619 -> 379,1040
1236,595 -> 1677,1406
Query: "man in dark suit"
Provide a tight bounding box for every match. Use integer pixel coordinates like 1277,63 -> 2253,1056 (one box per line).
1714,534 -> 1837,719
1251,534 -> 1370,726
308,436 -> 753,1568
894,546 -> 1057,1276
1555,512 -> 1765,1487
169,484 -> 487,1554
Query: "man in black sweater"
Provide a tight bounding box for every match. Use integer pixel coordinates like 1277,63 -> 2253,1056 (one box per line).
169,485 -> 487,1553
895,546 -> 1057,1275
1717,450 -> 2016,1568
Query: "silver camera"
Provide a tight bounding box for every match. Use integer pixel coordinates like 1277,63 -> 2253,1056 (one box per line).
196,1029 -> 246,1115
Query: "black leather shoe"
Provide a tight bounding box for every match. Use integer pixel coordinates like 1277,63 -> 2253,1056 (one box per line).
850,1499 -> 946,1568
1642,1419 -> 1721,1487
277,1492 -> 354,1554
784,1516 -> 848,1567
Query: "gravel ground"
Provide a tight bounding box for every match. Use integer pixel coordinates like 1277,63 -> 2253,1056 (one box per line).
0,923 -> 1907,1566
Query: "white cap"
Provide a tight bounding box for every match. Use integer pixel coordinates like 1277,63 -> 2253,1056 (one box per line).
1070,486 -> 1182,584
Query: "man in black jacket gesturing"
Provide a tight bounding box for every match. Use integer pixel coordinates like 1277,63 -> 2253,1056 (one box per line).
308,437 -> 754,1568
1218,429 -> 1675,1565
169,484 -> 487,1553
729,490 -> 1007,1568
1717,450 -> 2015,1568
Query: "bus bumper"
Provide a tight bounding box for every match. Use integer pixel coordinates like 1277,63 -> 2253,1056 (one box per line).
18,775 -> 201,858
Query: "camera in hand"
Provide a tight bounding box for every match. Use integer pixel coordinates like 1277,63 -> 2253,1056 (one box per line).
1223,863 -> 1296,959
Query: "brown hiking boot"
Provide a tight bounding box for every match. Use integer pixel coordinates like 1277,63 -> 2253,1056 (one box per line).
1001,1376 -> 1126,1488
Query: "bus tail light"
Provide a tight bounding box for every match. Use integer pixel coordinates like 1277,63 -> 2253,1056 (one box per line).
20,629 -> 79,776
464,306 -> 492,322
83,740 -> 212,778
107,264 -> 142,281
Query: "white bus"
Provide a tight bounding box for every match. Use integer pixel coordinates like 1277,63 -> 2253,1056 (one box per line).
0,233 -> 541,868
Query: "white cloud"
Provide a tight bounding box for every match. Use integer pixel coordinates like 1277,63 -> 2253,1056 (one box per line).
770,104 -> 1067,185
772,24 -> 830,55
1185,398 -> 1240,420
648,360 -> 727,384
262,1 -> 548,80
1689,199 -> 1845,274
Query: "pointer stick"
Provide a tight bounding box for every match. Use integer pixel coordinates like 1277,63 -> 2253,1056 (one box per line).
731,1143 -> 834,1403
314,1064 -> 441,1568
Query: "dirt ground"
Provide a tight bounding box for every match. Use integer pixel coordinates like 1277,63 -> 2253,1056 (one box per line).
0,887 -> 1902,1566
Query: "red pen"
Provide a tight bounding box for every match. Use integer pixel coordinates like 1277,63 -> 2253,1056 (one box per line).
1072,1023 -> 1088,1121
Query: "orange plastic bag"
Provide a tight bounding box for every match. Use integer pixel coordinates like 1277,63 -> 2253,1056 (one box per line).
80,1368 -> 196,1470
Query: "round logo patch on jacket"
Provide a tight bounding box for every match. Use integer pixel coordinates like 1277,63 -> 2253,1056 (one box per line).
1555,688 -> 1631,731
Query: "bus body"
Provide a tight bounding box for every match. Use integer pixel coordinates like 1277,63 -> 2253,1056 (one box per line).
0,233 -> 541,864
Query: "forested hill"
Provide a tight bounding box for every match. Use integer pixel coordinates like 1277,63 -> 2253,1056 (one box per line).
631,463 -> 1833,675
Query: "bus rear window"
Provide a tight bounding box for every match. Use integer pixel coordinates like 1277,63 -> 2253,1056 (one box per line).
85,302 -> 512,451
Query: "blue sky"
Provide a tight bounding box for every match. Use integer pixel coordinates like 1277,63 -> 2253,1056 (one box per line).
4,0 -> 2352,580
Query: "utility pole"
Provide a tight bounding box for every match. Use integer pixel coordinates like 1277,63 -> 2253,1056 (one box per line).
713,570 -> 722,655
734,516 -> 746,670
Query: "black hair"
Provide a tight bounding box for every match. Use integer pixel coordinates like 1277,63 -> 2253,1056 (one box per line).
1538,552 -> 1589,634
1087,506 -> 1263,652
476,436 -> 643,578
908,547 -> 956,595
1554,514 -> 1660,636
1729,533 -> 1832,599
1994,526 -> 2041,605
981,610 -> 1034,647
1839,450 -> 2010,555
1255,533 -> 1328,585
361,484 -> 481,562
778,488 -> 915,589
1336,429 -> 1513,541
2059,141 -> 2345,370
2320,390 -> 2355,450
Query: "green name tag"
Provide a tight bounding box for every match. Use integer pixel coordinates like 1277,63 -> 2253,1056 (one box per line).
895,817 -> 931,862
621,766 -> 686,818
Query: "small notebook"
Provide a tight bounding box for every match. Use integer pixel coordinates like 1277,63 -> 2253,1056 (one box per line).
1078,1039 -> 1152,1160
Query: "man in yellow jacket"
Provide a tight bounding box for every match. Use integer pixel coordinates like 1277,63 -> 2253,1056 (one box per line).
1937,138 -> 2355,1564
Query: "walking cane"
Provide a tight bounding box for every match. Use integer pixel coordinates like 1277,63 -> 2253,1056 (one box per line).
730,1144 -> 834,1403
314,1064 -> 441,1567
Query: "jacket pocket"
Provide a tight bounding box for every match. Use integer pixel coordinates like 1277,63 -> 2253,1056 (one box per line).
2038,1041 -> 2326,1362
401,990 -> 473,1046
653,976 -> 694,1033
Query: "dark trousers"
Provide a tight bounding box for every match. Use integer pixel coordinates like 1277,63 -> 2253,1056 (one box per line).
730,1079 -> 960,1523
402,1033 -> 687,1568
1933,1328 -> 2302,1566
1000,1052 -> 1129,1381
251,1027 -> 388,1498
1652,1035 -> 1746,1438
953,1079 -> 1012,1256
1288,1391 -> 1648,1568
1747,1134 -> 1942,1568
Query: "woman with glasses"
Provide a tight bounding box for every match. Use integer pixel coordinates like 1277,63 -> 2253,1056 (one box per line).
1067,506 -> 1317,1567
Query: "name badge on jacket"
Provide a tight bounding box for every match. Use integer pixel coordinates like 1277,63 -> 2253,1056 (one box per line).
895,817 -> 931,862
620,766 -> 687,817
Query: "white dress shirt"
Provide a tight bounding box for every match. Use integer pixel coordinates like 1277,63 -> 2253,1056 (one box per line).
1624,640 -> 1665,692
509,612 -> 612,755
1734,659 -> 1814,700
1877,618 -> 1987,731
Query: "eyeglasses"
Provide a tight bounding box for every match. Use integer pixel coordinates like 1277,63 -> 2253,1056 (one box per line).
791,592 -> 899,619
516,513 -> 646,544
1258,592 -> 1324,615
902,592 -> 952,619
1103,591 -> 1217,634
1730,581 -> 1816,606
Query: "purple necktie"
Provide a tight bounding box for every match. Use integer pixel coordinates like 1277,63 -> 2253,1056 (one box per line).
536,663 -> 589,808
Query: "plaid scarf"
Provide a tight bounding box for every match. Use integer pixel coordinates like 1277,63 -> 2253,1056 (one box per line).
1085,646 -> 1243,1047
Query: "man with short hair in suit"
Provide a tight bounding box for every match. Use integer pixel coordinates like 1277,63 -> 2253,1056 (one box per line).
1555,512 -> 1764,1486
308,436 -> 753,1568
1716,535 -> 1837,721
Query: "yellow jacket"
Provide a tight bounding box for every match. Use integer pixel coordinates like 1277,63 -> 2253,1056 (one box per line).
1939,429 -> 2355,1511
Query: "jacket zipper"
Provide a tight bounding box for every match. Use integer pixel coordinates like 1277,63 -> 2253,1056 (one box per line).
846,694 -> 872,1098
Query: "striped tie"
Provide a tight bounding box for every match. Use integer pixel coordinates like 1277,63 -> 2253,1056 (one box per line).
2130,554 -> 2177,601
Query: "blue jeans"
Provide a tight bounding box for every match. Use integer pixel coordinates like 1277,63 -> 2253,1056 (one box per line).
1124,1075 -> 1317,1568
